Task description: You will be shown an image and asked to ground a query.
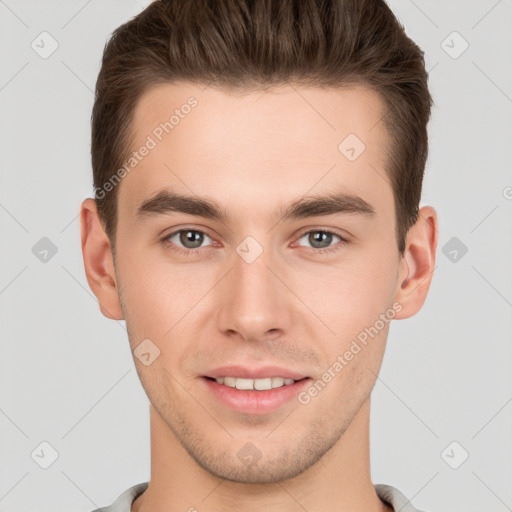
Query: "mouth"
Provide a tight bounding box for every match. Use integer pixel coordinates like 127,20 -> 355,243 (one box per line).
203,375 -> 308,391
201,375 -> 312,415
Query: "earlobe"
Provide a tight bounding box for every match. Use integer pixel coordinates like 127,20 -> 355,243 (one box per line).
80,198 -> 124,320
393,206 -> 438,320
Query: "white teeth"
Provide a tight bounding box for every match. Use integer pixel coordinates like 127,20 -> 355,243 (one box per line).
272,377 -> 284,388
235,378 -> 254,390
214,376 -> 297,390
254,378 -> 272,390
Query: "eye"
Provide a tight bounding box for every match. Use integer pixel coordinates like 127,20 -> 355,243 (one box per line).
294,229 -> 348,254
160,227 -> 348,256
161,228 -> 214,253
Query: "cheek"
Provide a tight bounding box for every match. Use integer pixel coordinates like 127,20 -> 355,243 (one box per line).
305,248 -> 398,334
117,249 -> 192,318
116,251 -> 218,368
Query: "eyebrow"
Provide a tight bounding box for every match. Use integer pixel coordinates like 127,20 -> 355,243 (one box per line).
135,188 -> 376,224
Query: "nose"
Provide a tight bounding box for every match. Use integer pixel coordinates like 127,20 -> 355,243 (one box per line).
215,242 -> 293,343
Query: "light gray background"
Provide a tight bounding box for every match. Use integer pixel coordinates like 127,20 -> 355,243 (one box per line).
1,1 -> 511,511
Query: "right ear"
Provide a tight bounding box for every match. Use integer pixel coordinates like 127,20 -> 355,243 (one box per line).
79,198 -> 124,320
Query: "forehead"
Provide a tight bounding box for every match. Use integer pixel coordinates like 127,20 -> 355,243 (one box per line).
119,81 -> 392,222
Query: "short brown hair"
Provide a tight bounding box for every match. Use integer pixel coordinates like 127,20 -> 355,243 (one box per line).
91,0 -> 433,257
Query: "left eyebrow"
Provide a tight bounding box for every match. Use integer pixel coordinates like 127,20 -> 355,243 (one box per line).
280,191 -> 376,221
135,189 -> 376,224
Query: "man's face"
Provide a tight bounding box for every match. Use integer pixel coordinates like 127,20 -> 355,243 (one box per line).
112,82 -> 405,482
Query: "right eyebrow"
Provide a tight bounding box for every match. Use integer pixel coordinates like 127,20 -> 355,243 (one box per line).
135,189 -> 231,223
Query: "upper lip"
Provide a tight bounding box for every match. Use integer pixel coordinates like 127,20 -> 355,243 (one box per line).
204,365 -> 308,381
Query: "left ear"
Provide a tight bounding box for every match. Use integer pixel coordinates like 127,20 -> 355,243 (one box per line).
393,206 -> 438,319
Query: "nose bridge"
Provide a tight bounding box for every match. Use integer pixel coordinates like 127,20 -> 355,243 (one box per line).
216,236 -> 291,340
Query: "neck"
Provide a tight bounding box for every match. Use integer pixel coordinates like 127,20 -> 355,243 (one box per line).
132,397 -> 392,512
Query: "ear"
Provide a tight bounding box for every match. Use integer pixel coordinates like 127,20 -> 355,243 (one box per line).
80,198 -> 124,320
393,206 -> 438,319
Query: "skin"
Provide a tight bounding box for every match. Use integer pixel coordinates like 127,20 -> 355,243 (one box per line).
80,82 -> 438,512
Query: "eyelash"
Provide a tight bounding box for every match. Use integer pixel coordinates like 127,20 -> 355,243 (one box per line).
160,227 -> 349,256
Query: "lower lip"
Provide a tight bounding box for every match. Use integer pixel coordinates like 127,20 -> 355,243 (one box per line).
202,377 -> 311,415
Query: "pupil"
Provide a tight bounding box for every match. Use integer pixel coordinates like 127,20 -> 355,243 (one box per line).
181,230 -> 203,248
310,231 -> 331,248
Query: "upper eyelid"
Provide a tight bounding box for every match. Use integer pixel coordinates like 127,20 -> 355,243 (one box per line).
296,228 -> 345,238
163,226 -> 213,238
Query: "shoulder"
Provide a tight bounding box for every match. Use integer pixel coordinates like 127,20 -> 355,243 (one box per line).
374,483 -> 429,512
88,482 -> 149,512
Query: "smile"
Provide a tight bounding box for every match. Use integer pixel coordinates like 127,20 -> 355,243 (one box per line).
210,376 -> 299,391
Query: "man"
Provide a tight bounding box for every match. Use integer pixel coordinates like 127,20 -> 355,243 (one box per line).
80,0 -> 438,510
